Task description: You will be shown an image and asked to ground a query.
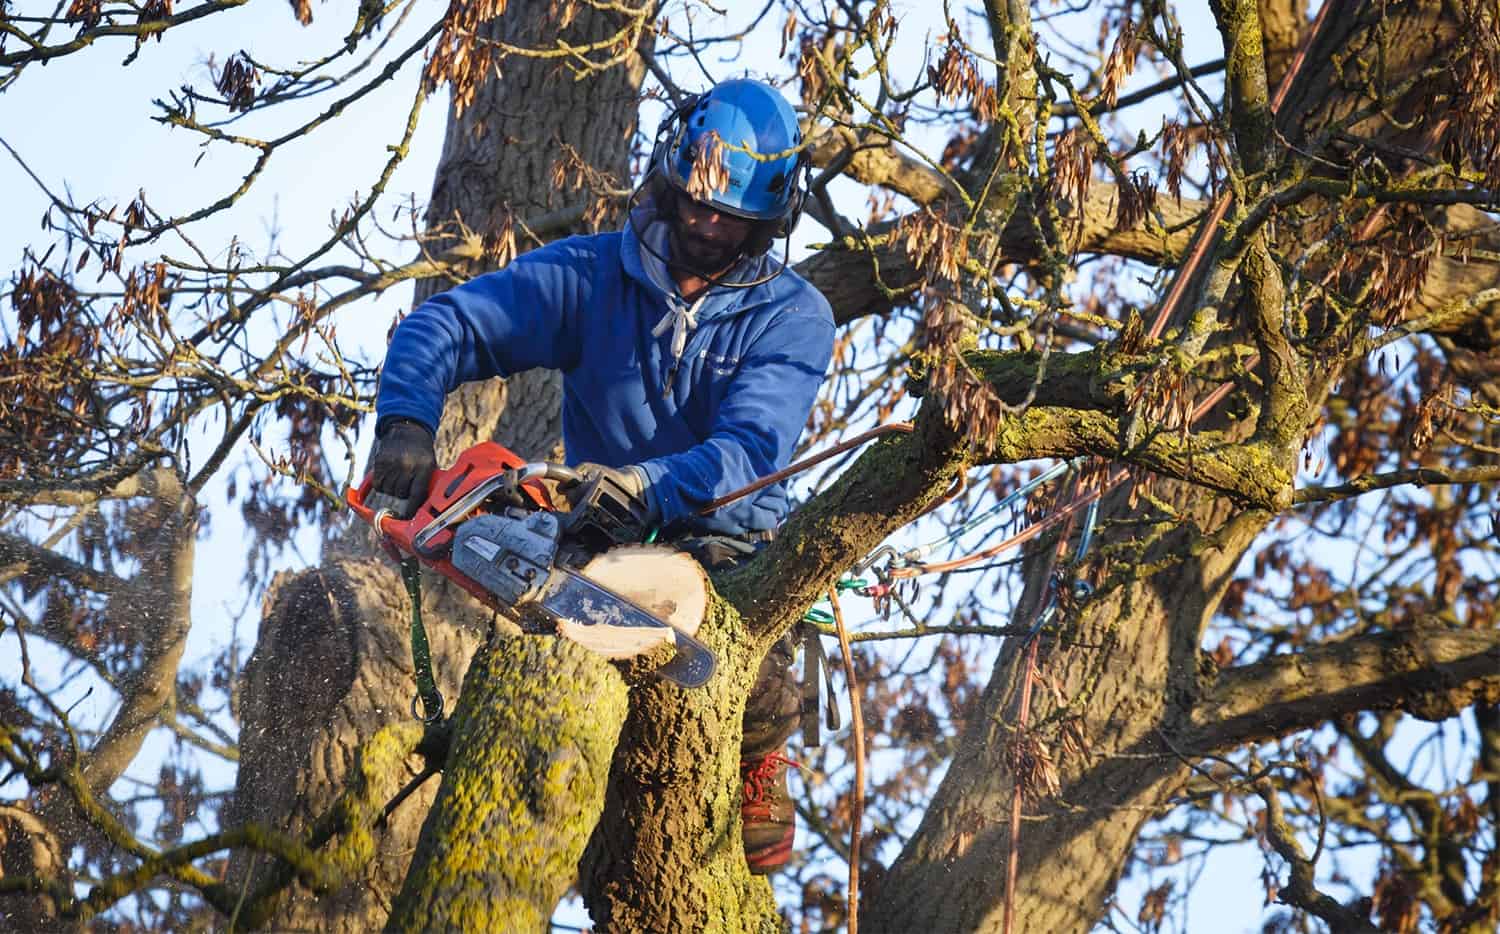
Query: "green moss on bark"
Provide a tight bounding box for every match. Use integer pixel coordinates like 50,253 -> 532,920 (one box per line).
385,634 -> 628,934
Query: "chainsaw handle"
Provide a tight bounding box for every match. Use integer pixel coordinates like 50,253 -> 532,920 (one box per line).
347,442 -> 559,553
524,462 -> 583,485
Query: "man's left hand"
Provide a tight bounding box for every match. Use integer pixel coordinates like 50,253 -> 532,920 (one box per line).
563,463 -> 661,527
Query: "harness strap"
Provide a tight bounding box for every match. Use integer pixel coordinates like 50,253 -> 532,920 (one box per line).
401,557 -> 445,723
799,622 -> 842,748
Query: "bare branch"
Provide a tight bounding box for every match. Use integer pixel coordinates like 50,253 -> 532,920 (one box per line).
1253,773 -> 1380,930
0,530 -> 127,594
1295,465 -> 1500,504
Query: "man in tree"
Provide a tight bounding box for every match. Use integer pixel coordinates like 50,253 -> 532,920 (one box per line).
364,77 -> 834,874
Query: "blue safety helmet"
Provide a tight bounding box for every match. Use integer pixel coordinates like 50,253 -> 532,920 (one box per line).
656,78 -> 806,223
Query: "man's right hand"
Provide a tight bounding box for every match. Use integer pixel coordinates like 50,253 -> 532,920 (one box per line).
366,418 -> 436,519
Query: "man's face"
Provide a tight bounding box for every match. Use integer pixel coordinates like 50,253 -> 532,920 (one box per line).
668,194 -> 755,274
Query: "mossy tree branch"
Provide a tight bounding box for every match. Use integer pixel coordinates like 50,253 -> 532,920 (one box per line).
721,396 -> 969,642
387,636 -> 630,933
1186,626 -> 1500,753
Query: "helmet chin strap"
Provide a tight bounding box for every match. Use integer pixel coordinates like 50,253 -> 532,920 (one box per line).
626,180 -> 792,294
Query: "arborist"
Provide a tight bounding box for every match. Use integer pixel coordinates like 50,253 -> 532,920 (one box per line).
364,77 -> 833,875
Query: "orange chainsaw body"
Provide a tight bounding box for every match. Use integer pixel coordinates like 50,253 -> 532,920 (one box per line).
346,441 -> 554,611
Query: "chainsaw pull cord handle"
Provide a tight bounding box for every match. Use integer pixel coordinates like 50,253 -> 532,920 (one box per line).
400,557 -> 445,724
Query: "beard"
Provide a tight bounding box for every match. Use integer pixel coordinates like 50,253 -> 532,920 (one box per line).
667,223 -> 745,276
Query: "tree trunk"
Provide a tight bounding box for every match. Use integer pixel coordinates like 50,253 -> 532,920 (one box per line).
225,559 -> 480,932
864,0 -> 1495,928
863,483 -> 1259,932
229,2 -> 646,928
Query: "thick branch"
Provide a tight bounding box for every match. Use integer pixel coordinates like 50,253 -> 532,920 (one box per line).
1187,626 -> 1500,753
0,462 -> 183,508
957,348 -> 1293,507
798,188 -> 1203,325
76,494 -> 195,796
0,530 -> 127,594
805,124 -> 956,206
1210,0 -> 1275,176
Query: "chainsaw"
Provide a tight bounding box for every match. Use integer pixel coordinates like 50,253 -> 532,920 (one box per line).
347,441 -> 716,689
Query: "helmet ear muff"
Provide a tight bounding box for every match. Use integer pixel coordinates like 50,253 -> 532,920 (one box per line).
651,94 -> 702,191
760,150 -> 810,247
648,93 -> 702,187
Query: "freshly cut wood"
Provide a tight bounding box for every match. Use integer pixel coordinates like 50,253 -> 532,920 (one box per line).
554,546 -> 708,659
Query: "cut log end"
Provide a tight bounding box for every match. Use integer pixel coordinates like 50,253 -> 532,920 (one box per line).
554,546 -> 708,660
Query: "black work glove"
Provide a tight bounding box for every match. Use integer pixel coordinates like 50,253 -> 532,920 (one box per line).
563,463 -> 660,524
365,418 -> 436,519
558,462 -> 660,550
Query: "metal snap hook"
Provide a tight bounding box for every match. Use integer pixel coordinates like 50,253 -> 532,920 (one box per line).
411,690 -> 445,723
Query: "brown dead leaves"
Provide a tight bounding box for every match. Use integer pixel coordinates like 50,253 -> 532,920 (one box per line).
1115,169 -> 1156,231
684,131 -> 731,202
1099,18 -> 1139,111
1004,725 -> 1061,804
422,0 -> 510,115
1158,122 -> 1222,204
1050,128 -> 1097,215
894,208 -> 967,285
214,52 -> 260,112
481,207 -> 516,268
1446,0 -> 1500,192
929,26 -> 999,122
4,265 -> 97,480
64,0 -> 102,28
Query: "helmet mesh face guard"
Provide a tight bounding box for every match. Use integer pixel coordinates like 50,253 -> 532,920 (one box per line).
654,78 -> 807,227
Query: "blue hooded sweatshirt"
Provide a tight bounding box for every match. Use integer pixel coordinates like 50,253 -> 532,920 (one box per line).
375,199 -> 836,536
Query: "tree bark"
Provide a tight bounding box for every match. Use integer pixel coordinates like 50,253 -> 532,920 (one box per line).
230,2 -> 647,928
225,559 -> 479,932
385,635 -> 629,933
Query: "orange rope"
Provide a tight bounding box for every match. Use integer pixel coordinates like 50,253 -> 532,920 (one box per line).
829,588 -> 865,934
1002,637 -> 1041,934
